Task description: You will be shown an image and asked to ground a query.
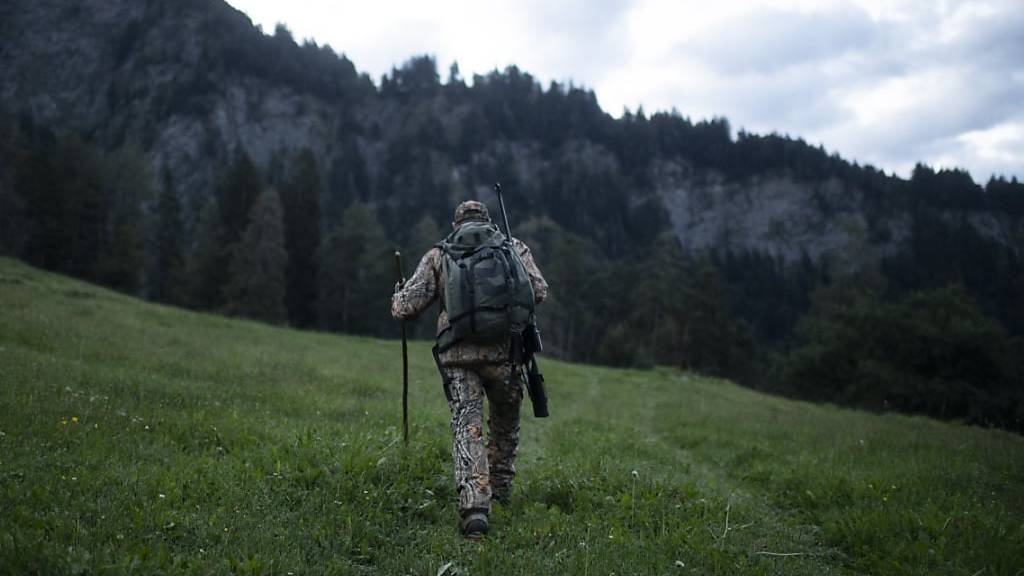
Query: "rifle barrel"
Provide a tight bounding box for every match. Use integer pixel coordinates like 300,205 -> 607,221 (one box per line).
494,182 -> 512,239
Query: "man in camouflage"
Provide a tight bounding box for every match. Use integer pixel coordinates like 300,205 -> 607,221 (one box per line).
391,200 -> 549,537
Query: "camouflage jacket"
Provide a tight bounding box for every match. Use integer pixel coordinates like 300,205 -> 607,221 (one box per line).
391,238 -> 549,366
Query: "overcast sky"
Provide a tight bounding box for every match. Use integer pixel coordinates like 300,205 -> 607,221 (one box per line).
227,0 -> 1022,183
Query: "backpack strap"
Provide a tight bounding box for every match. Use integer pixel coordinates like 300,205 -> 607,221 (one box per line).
465,254 -> 477,335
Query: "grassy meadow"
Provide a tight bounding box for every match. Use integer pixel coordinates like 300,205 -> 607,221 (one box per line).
1,256 -> 1022,575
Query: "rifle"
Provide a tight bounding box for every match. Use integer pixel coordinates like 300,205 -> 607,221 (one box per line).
394,250 -> 409,444
521,324 -> 549,418
493,182 -> 549,418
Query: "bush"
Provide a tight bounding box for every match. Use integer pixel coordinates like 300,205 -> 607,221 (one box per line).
780,284 -> 1023,430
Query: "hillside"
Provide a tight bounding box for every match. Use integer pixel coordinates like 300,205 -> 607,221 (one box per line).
1,257 -> 1022,574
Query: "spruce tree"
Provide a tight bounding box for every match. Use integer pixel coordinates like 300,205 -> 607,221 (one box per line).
0,181 -> 26,256
20,134 -> 108,279
186,198 -> 227,310
552,233 -> 608,360
187,150 -> 261,311
318,201 -> 389,334
408,214 -> 442,262
324,139 -> 367,225
0,116 -> 27,256
680,260 -> 754,379
224,187 -> 289,324
148,168 -> 186,304
281,148 -> 321,327
219,150 -> 262,246
97,146 -> 149,293
515,216 -> 603,360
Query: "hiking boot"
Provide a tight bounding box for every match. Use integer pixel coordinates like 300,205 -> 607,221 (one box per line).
459,511 -> 489,539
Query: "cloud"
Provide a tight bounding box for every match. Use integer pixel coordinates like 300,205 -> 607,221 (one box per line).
227,0 -> 1024,181
678,5 -> 879,75
509,0 -> 633,85
809,0 -> 1024,177
622,0 -> 1024,180
952,118 -> 1024,180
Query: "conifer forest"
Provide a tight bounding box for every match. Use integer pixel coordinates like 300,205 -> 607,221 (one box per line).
2,0 -> 1022,431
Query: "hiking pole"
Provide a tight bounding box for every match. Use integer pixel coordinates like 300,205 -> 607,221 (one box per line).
394,250 -> 409,445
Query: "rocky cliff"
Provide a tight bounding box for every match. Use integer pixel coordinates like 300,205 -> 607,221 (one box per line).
1,0 -> 358,212
2,0 -> 1020,269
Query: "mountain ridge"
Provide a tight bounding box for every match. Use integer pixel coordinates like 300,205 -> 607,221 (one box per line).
3,0 -> 1020,267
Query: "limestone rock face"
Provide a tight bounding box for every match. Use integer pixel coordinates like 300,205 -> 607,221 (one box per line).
653,157 -> 1023,269
2,0 -> 1018,271
0,0 -> 354,210
654,159 -> 908,268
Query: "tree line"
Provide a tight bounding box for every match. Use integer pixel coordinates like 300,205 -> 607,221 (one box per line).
3,46 -> 1024,431
1,116 -> 392,335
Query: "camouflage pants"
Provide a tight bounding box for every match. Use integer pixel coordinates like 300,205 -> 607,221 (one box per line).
441,363 -> 523,514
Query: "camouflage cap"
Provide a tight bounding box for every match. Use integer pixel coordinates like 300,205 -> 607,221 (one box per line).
453,200 -> 491,224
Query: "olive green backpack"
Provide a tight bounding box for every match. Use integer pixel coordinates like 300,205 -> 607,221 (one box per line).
435,220 -> 535,351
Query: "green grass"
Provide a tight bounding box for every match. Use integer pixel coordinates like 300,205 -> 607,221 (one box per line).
1,256 -> 1022,575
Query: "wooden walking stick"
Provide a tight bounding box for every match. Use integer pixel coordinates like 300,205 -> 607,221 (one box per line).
394,250 -> 409,445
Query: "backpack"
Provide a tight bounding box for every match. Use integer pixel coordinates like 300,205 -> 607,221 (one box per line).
436,220 -> 535,351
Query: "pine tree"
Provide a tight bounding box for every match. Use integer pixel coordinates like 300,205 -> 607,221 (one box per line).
281,148 -> 322,327
219,149 -> 262,246
70,147 -> 110,283
680,260 -> 754,379
515,216 -> 604,360
407,214 -> 442,262
186,198 -> 227,310
97,146 -> 149,293
17,134 -> 107,278
324,139 -> 367,225
148,168 -> 186,304
0,179 -> 26,256
0,116 -> 27,256
629,233 -> 688,366
593,246 -> 676,369
224,187 -> 289,323
318,201 -> 390,334
186,150 -> 261,311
